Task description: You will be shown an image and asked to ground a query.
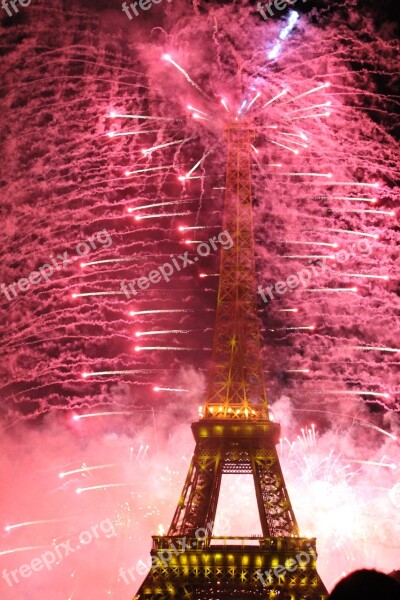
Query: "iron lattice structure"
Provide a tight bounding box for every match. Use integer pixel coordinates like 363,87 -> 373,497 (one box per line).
134,124 -> 328,599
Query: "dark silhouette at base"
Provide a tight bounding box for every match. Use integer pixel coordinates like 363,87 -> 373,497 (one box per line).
329,569 -> 400,599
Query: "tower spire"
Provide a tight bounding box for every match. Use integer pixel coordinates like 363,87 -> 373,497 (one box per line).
204,123 -> 269,420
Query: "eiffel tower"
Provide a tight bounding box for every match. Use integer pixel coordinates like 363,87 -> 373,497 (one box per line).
134,123 -> 328,599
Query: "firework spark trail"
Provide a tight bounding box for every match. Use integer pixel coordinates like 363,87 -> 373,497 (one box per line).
71,291 -> 128,297
125,165 -> 175,176
135,346 -> 196,351
106,129 -> 161,137
4,519 -> 72,532
59,464 -> 122,478
81,371 -> 156,378
320,228 -> 379,238
127,200 -> 192,212
342,274 -> 389,280
81,257 -> 145,266
345,459 -> 396,469
135,211 -> 191,220
129,309 -> 193,316
266,138 -> 300,154
262,89 -> 287,108
108,113 -> 178,121
162,54 -> 212,100
284,82 -> 331,104
153,386 -> 189,392
0,546 -> 49,557
328,196 -> 378,203
290,112 -> 331,120
72,412 -> 134,419
135,329 -> 190,336
183,151 -> 212,178
283,241 -> 338,247
76,483 -> 133,494
141,137 -> 193,155
355,346 -> 400,353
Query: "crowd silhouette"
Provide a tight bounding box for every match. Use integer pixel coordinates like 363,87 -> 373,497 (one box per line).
329,569 -> 400,599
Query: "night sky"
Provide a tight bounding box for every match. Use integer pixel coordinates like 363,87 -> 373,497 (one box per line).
0,1 -> 399,598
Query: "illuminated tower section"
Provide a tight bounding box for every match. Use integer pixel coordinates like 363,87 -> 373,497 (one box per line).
204,124 -> 269,421
133,123 -> 328,599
